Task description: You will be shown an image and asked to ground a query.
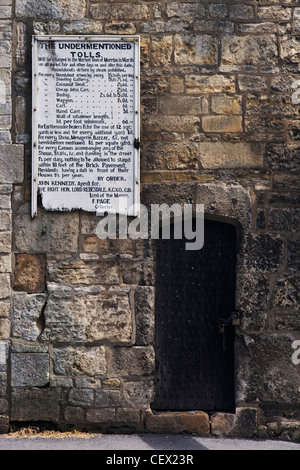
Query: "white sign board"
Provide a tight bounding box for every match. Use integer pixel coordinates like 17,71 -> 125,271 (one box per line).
32,35 -> 140,217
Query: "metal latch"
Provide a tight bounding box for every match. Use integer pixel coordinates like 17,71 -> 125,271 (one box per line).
218,312 -> 241,352
218,311 -> 241,333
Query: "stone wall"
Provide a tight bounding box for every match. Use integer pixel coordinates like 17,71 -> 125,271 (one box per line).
0,0 -> 299,438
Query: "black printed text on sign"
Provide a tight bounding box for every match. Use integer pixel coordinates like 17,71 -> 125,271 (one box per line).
32,35 -> 140,217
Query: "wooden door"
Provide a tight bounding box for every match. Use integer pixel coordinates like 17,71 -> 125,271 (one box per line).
152,219 -> 236,412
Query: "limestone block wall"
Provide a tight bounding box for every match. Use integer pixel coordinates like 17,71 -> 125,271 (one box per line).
0,0 -> 299,438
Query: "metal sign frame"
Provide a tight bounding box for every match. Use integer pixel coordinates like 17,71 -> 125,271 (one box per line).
32,35 -> 140,217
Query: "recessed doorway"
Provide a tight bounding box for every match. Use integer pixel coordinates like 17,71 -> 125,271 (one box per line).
152,219 -> 236,412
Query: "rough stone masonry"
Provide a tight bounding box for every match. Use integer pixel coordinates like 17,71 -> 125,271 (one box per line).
0,0 -> 299,439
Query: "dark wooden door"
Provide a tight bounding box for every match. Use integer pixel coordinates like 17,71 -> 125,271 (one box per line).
152,219 -> 236,412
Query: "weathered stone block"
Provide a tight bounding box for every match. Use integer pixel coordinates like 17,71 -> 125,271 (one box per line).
0,131 -> 11,144
82,235 -> 135,255
275,313 -> 300,331
15,0 -> 86,20
0,415 -> 9,434
0,232 -> 11,253
209,4 -> 227,18
52,346 -> 107,376
0,194 -> 11,210
270,74 -> 297,93
211,95 -> 242,114
12,293 -> 47,341
239,233 -> 284,272
211,412 -> 236,436
141,76 -> 168,96
287,239 -> 300,273
273,275 -> 300,310
42,288 -> 133,344
151,35 -> 172,66
199,142 -> 264,169
121,258 -> 154,286
90,3 -> 149,20
104,21 -> 136,35
11,389 -> 60,421
0,300 -> 10,317
141,182 -> 196,207
146,142 -> 199,170
174,34 -> 218,65
202,115 -> 243,132
169,76 -> 184,94
196,181 -> 252,229
14,253 -> 46,293
140,20 -> 190,34
0,70 -> 11,115
145,410 -> 210,435
86,407 -> 115,423
258,6 -> 292,21
0,341 -> 8,365
14,71 -> 30,95
0,115 -> 11,130
194,20 -> 233,34
143,115 -> 200,133
48,257 -> 120,286
63,19 -> 103,34
15,95 -> 27,139
238,74 -> 268,91
0,273 -> 10,299
64,406 -> 85,422
160,96 -> 208,115
295,8 -> 300,32
33,20 -> 60,34
95,389 -> 122,407
0,254 -> 11,273
0,6 -> 11,17
14,203 -> 79,252
11,342 -> 48,353
0,318 -> 9,339
269,208 -> 300,233
112,346 -> 155,377
245,115 -> 286,141
212,408 -> 258,438
15,21 -> 27,68
236,273 -> 269,330
236,334 -> 300,406
186,74 -> 235,94
68,389 -> 94,406
124,380 -> 154,405
221,35 -> 277,70
166,2 -> 205,18
265,418 -> 300,441
103,378 -> 121,389
273,174 -> 300,190
246,93 -> 298,119
0,210 -> 11,231
116,408 -> 141,425
11,352 -> 49,387
75,376 -> 101,389
266,143 -> 300,174
134,286 -> 155,346
280,35 -> 300,65
230,4 -> 254,19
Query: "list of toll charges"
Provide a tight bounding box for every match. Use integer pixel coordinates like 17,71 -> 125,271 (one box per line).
34,37 -> 139,214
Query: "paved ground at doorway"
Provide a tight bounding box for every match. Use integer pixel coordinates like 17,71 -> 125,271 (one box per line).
0,433 -> 299,450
